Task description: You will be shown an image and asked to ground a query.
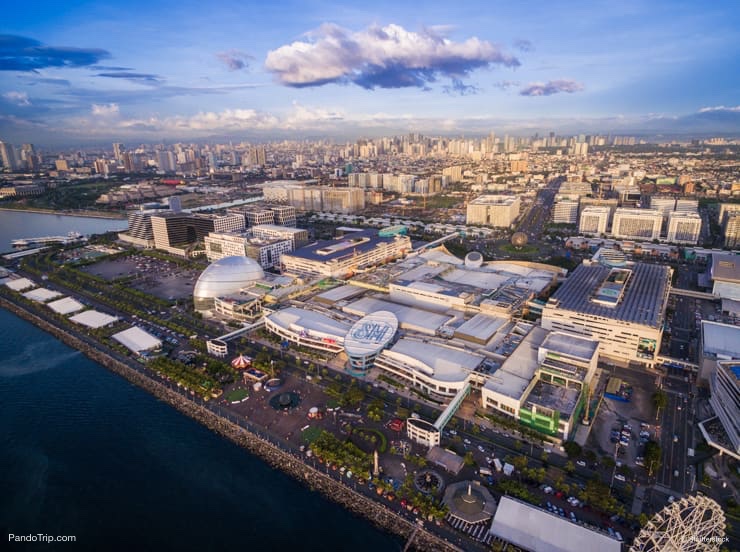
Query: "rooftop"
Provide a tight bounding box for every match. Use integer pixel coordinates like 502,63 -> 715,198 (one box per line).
485,326 -> 548,400
266,306 -> 351,342
469,195 -> 518,206
342,296 -> 452,335
285,229 -> 409,262
702,321 -> 740,359
541,332 -> 599,362
524,380 -> 581,417
547,262 -> 670,328
489,496 -> 621,552
711,253 -> 740,283
381,338 -> 483,383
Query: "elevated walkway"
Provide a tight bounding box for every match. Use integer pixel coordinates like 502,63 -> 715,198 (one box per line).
434,381 -> 471,431
668,288 -> 717,300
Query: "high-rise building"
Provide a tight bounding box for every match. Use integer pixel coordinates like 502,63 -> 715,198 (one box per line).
666,212 -> 702,244
707,361 -> 740,458
552,200 -> 579,224
579,206 -> 610,236
724,212 -> 740,249
251,224 -> 308,249
151,213 -> 244,254
113,143 -> 124,162
466,195 -> 521,227
611,208 -> 662,240
0,141 -> 17,170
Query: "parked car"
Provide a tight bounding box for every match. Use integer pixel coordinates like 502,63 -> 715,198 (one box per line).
614,474 -> 626,482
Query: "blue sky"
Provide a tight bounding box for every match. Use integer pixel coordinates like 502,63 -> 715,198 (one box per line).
1,0 -> 739,144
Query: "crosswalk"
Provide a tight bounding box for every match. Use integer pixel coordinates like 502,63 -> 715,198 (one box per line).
444,513 -> 497,545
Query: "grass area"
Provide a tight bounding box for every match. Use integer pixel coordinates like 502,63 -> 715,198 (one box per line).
353,427 -> 388,453
225,388 -> 249,402
500,243 -> 539,255
326,398 -> 341,409
302,425 -> 324,444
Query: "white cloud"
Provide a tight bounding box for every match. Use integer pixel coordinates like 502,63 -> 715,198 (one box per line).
265,23 -> 519,90
3,91 -> 31,106
519,79 -> 584,96
698,105 -> 740,113
91,103 -> 120,116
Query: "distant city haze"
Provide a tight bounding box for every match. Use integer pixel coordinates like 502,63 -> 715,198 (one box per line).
0,0 -> 739,145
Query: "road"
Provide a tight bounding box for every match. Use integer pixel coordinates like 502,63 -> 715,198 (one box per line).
657,375 -> 692,495
515,177 -> 563,240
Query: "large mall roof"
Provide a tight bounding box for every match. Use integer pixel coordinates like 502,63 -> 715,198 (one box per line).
548,262 -> 670,328
344,311 -> 398,358
266,306 -> 351,342
381,338 -> 483,383
342,296 -> 453,335
489,496 -> 621,552
194,256 -> 265,301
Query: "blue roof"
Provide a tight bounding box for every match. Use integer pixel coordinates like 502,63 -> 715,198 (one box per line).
288,229 -> 402,262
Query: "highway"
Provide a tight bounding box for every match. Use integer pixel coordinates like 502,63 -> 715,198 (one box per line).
515,177 -> 563,240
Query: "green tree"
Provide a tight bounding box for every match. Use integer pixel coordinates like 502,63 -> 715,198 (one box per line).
463,451 -> 475,466
564,461 -> 575,474
563,441 -> 582,458
652,389 -> 668,412
643,440 -> 662,476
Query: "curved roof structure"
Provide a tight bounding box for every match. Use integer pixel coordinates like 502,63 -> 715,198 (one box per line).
344,310 -> 398,358
194,256 -> 265,310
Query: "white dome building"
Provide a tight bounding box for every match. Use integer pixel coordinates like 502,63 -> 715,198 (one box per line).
193,256 -> 265,312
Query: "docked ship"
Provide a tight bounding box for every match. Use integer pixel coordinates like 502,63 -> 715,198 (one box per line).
12,231 -> 85,248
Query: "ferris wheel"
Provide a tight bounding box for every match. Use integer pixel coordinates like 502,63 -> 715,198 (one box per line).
630,494 -> 726,551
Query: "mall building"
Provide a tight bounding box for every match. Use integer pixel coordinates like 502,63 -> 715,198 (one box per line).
541,261 -> 671,367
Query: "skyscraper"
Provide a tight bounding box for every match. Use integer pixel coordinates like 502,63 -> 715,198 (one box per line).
0,141 -> 17,170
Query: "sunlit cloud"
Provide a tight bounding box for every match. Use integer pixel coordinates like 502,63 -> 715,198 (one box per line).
265,23 -> 519,90
3,91 -> 30,105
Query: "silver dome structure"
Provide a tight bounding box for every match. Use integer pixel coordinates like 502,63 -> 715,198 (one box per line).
193,256 -> 265,312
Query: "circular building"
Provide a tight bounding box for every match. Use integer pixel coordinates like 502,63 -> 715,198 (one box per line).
511,232 -> 528,248
465,251 -> 484,268
193,256 -> 265,312
344,311 -> 398,374
442,480 -> 496,525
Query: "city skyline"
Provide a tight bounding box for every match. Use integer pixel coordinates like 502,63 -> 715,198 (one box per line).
1,0 -> 739,145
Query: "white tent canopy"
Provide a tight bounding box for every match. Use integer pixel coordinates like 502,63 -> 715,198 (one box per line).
112,326 -> 162,353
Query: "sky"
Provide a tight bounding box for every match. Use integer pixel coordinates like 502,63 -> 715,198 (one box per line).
1,0 -> 739,145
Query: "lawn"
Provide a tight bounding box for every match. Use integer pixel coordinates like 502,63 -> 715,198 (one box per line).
302,425 -> 323,444
225,388 -> 249,402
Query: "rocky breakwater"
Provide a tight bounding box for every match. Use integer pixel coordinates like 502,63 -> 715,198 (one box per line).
0,297 -> 459,552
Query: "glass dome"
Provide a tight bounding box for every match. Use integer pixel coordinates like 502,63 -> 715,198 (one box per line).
193,256 -> 265,311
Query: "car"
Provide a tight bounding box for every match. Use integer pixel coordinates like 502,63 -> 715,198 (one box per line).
449,429 -> 457,436
576,460 -> 586,467
668,495 -> 675,503
478,445 -> 485,453
673,434 -> 679,443
614,474 -> 626,482
674,469 -> 680,477
464,438 -> 471,445
543,486 -> 554,494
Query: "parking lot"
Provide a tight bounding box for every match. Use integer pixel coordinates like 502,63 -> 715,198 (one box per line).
588,365 -> 658,475
82,253 -> 202,300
